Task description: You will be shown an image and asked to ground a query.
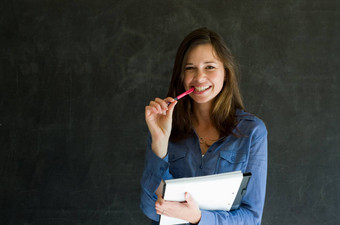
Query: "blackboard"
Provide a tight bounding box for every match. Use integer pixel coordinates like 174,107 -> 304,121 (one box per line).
1,0 -> 339,224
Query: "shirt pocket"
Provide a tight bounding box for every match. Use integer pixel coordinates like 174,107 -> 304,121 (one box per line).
168,150 -> 187,178
216,150 -> 247,173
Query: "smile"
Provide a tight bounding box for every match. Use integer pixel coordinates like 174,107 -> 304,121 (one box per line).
194,86 -> 211,92
191,86 -> 212,94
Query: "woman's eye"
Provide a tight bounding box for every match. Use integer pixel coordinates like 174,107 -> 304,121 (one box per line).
206,65 -> 215,70
185,66 -> 194,70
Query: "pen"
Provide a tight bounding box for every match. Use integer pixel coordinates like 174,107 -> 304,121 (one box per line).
168,87 -> 195,105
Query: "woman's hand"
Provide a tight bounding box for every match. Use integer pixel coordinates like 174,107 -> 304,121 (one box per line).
155,192 -> 202,224
145,97 -> 177,158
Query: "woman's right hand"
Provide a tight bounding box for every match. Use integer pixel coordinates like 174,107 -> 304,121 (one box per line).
145,97 -> 177,158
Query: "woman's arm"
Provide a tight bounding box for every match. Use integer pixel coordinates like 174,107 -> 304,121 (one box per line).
145,97 -> 177,158
140,134 -> 175,221
141,97 -> 177,221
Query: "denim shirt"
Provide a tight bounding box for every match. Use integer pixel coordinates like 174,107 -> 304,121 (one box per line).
140,110 -> 268,225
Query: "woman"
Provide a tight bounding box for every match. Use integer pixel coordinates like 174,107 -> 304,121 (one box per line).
140,27 -> 267,224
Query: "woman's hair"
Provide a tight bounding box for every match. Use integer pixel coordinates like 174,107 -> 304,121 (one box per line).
168,27 -> 244,141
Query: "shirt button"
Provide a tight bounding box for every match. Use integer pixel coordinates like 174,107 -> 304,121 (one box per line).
200,165 -> 203,169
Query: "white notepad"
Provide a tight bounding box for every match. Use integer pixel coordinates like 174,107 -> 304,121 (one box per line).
159,171 -> 251,225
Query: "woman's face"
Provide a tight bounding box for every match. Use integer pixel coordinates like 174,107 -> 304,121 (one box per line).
183,43 -> 225,105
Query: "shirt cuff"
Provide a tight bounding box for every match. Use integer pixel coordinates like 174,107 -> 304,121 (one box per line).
197,210 -> 215,225
141,148 -> 170,195
145,148 -> 169,177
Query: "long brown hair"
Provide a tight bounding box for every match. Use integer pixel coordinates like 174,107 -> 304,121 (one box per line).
168,27 -> 244,141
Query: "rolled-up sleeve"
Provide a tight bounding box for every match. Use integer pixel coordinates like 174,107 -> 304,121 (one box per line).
140,134 -> 174,221
197,120 -> 268,225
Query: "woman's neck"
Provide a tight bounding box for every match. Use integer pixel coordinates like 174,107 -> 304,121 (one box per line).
193,102 -> 213,128
193,101 -> 220,154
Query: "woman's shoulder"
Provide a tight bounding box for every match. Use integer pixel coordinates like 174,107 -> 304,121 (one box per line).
235,109 -> 267,138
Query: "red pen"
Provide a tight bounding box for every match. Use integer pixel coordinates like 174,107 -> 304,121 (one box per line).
168,87 -> 195,105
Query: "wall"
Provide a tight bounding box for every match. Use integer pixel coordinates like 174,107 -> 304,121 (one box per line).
1,0 -> 339,224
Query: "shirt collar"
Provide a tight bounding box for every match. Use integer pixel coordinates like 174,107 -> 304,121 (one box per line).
236,108 -> 256,121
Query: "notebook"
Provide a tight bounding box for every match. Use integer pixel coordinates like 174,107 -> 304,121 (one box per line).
159,171 -> 251,225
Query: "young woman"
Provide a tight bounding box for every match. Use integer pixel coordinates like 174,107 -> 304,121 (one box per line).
140,28 -> 267,225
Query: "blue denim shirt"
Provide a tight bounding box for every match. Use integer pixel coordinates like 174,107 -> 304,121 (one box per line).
140,110 -> 268,225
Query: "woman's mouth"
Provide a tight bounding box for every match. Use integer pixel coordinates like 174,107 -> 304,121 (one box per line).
192,86 -> 211,94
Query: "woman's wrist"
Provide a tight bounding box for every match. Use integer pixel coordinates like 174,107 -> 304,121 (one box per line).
189,210 -> 202,224
151,141 -> 168,159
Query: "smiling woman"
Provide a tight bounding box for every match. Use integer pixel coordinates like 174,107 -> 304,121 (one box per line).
183,44 -> 225,105
168,28 -> 244,143
140,28 -> 267,225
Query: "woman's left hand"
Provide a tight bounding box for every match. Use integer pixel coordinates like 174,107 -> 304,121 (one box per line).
155,192 -> 202,224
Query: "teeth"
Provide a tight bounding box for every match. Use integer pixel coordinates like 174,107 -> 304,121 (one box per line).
195,86 -> 210,92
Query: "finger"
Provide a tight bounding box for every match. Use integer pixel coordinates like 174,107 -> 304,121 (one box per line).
155,194 -> 164,210
156,208 -> 169,216
156,209 -> 162,215
166,100 -> 177,117
164,97 -> 175,106
155,205 -> 162,212
145,105 -> 160,118
155,205 -> 163,214
185,192 -> 192,203
150,100 -> 162,112
155,196 -> 165,215
156,194 -> 164,204
145,105 -> 157,115
154,98 -> 169,111
149,101 -> 163,114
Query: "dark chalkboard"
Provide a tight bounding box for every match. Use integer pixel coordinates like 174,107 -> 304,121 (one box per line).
1,0 -> 339,224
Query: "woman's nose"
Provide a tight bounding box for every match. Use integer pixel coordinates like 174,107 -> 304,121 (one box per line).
194,69 -> 206,82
